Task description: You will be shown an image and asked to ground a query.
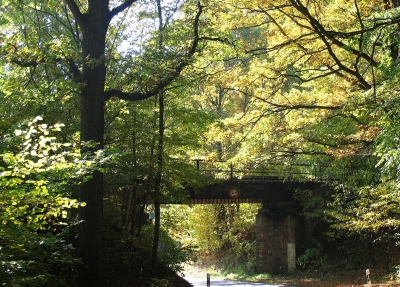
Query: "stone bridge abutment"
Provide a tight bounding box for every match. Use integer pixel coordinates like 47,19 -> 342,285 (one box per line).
190,179 -> 324,274
255,202 -> 315,274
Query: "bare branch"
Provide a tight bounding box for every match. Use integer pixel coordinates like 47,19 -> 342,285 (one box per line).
11,59 -> 39,68
109,0 -> 139,20
272,148 -> 329,156
10,55 -> 62,68
65,0 -> 84,27
262,101 -> 342,111
106,1 -> 205,103
103,89 -> 157,102
199,36 -> 233,45
288,0 -> 373,90
223,87 -> 342,111
68,59 -> 82,82
304,135 -> 373,147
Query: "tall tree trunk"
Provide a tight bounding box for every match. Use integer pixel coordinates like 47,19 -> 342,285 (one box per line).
152,198 -> 161,273
77,4 -> 109,287
152,92 -> 164,274
63,0 -> 203,284
137,201 -> 146,237
152,0 -> 164,273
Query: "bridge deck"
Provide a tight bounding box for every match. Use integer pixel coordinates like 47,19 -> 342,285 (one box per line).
188,177 -> 326,204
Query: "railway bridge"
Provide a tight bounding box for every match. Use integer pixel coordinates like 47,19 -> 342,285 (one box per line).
187,161 -> 330,274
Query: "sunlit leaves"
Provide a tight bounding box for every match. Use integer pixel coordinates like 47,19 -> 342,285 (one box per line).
193,0 -> 400,173
181,203 -> 260,262
0,117 -> 96,230
328,181 -> 400,236
0,117 -> 102,285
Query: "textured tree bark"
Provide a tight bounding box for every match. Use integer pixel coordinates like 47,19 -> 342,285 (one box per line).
152,0 -> 164,273
152,93 -> 164,273
77,3 -> 108,287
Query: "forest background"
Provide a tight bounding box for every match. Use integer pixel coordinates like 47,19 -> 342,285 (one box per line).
1,0 -> 400,286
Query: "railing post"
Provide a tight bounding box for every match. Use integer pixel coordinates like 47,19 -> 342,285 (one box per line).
207,273 -> 210,287
366,269 -> 371,287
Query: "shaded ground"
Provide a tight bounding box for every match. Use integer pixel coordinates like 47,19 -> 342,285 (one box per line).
102,223 -> 193,287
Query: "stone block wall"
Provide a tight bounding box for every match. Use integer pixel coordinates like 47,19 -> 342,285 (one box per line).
256,205 -> 297,274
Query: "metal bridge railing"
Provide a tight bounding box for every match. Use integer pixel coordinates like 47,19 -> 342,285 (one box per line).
193,159 -> 327,182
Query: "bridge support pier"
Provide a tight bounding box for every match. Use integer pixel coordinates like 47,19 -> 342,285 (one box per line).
256,204 -> 297,274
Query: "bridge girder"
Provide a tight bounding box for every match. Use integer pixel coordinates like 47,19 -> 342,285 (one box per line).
188,179 -> 326,204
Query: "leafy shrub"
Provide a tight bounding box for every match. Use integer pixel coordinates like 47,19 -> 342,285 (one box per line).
0,117 -> 96,286
138,225 -> 192,274
0,225 -> 79,286
297,240 -> 328,269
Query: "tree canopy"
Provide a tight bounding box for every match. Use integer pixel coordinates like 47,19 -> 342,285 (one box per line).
1,0 -> 400,285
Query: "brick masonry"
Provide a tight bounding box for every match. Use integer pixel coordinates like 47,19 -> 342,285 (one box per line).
256,203 -> 298,274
